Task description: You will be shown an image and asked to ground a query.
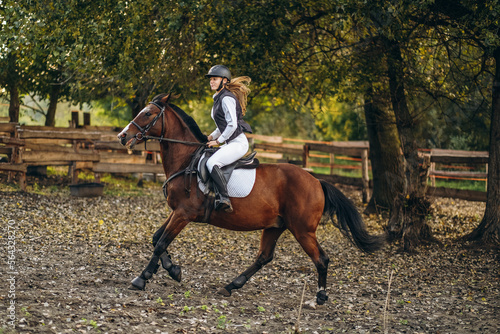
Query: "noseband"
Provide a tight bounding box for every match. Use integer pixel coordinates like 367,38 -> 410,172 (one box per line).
129,101 -> 205,147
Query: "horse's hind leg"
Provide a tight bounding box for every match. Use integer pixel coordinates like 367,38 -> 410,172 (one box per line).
292,232 -> 330,305
218,227 -> 286,297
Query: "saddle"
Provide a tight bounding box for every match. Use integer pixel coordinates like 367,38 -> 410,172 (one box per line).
198,148 -> 259,184
163,146 -> 259,200
165,146 -> 258,222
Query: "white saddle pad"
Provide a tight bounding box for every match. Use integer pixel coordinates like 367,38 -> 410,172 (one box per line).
197,156 -> 256,198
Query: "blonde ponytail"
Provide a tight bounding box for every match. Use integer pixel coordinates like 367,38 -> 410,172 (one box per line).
226,76 -> 251,115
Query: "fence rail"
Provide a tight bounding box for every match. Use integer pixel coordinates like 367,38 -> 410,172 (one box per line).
248,134 -> 488,202
0,124 -> 489,201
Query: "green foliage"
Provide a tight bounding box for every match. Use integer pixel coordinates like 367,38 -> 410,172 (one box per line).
92,96 -> 132,128
1,0 -> 497,150
248,95 -> 319,139
429,178 -> 486,193
313,97 -> 367,141
180,306 -> 192,315
80,318 -> 99,330
216,315 -> 227,329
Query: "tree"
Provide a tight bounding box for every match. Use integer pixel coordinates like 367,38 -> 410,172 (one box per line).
466,46 -> 500,244
363,86 -> 405,213
427,0 -> 500,246
1,1 -> 79,125
67,0 -> 215,117
398,0 -> 500,246
347,23 -> 406,213
23,0 -> 77,127
383,34 -> 435,249
0,2 -> 30,122
260,0 -> 496,250
4,52 -> 21,123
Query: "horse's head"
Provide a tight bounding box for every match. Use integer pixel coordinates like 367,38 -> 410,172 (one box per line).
118,94 -> 171,149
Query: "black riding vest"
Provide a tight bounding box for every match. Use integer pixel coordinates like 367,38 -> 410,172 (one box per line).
212,88 -> 252,143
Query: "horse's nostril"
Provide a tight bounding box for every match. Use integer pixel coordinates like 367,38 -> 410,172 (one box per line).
118,132 -> 128,145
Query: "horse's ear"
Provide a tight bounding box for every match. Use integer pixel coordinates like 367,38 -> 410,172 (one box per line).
161,93 -> 180,105
161,94 -> 171,104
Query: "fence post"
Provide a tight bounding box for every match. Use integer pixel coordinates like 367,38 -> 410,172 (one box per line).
485,163 -> 488,191
430,162 -> 436,187
361,149 -> 369,203
13,125 -> 26,190
303,144 -> 309,168
94,171 -> 101,183
71,163 -> 79,184
330,153 -> 335,175
83,112 -> 91,126
71,111 -> 79,128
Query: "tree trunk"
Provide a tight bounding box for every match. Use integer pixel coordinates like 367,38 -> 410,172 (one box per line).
8,83 -> 20,123
45,84 -> 61,127
363,86 -> 405,214
384,38 -> 434,251
7,53 -> 20,123
126,88 -> 151,118
464,46 -> 500,245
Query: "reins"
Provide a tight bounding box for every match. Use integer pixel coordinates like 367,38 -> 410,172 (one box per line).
142,136 -> 206,146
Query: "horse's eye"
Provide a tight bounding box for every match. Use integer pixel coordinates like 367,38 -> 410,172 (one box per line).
145,112 -> 152,117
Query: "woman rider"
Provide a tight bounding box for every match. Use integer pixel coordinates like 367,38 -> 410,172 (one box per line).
205,65 -> 252,213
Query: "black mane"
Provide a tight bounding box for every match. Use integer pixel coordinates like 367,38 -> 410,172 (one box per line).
152,94 -> 208,143
169,104 -> 208,143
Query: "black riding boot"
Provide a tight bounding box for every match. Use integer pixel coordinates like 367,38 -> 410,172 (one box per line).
210,166 -> 233,213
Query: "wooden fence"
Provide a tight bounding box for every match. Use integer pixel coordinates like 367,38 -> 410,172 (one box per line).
248,134 -> 488,202
0,123 -> 489,202
0,123 -> 164,189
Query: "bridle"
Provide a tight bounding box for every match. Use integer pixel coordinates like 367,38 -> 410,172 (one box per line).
128,101 -> 209,198
131,101 -> 165,142
130,101 -> 206,147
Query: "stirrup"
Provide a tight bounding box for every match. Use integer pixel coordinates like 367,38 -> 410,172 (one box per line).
215,197 -> 233,213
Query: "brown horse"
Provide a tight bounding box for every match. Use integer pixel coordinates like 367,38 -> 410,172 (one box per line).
117,93 -> 386,305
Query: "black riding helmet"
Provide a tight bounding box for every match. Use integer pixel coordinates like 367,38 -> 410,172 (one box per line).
206,65 -> 231,81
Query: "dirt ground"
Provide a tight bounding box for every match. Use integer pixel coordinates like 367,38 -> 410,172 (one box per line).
0,179 -> 498,334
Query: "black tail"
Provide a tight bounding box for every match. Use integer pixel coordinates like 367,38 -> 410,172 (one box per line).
320,180 -> 386,253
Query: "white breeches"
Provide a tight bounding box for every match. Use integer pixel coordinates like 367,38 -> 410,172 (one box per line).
206,133 -> 249,173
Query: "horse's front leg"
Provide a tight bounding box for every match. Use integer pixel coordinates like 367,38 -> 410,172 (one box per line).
152,212 -> 172,247
151,213 -> 179,276
130,212 -> 189,290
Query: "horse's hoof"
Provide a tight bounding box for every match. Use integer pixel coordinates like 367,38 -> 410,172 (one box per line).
128,284 -> 142,291
130,276 -> 146,290
168,265 -> 182,282
316,290 -> 328,305
217,288 -> 231,297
